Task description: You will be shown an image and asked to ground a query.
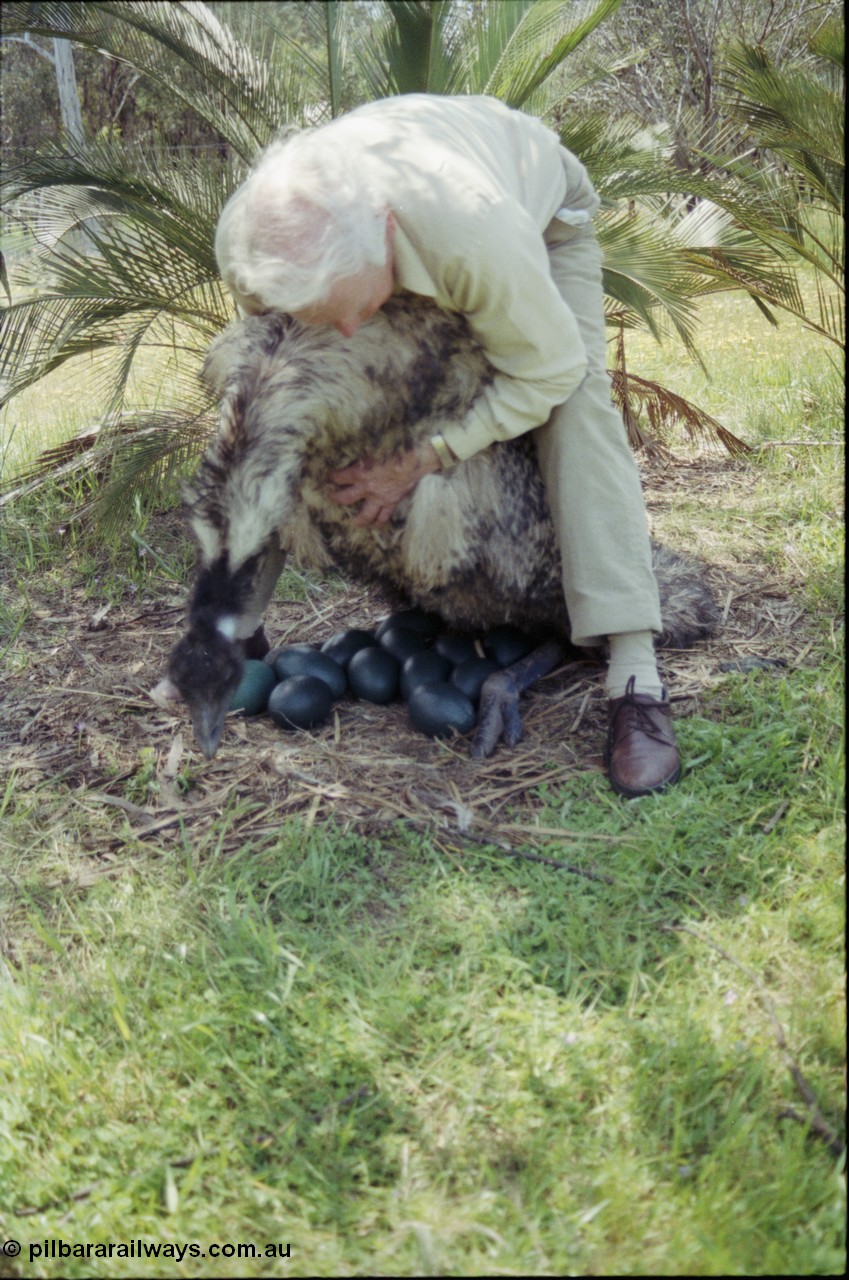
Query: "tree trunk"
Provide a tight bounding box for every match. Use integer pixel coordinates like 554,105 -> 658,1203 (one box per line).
52,37 -> 95,255
52,37 -> 85,148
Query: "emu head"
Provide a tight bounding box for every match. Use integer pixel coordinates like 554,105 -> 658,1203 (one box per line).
168,541 -> 285,758
168,620 -> 244,759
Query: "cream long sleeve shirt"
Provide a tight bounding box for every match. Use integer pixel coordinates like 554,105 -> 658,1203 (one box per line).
320,94 -> 600,462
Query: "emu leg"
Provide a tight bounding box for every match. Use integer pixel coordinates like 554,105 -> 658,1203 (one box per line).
472,639 -> 582,758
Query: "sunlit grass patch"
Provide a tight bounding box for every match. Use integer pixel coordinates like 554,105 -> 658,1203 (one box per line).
1,782 -> 843,1274
622,279 -> 842,448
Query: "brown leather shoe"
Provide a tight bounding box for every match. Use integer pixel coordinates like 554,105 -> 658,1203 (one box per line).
605,676 -> 681,798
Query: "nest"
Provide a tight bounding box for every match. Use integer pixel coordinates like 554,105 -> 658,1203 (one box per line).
0,457 -> 822,877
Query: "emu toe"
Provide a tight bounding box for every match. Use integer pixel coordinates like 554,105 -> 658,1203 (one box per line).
471,638 -> 572,757
472,670 -> 524,757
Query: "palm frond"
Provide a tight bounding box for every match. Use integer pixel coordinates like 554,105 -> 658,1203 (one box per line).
808,16 -> 844,71
1,136 -> 236,407
2,0 -> 305,156
85,410 -> 215,534
391,0 -> 461,95
670,199 -> 807,316
558,112 -> 771,233
722,42 -> 844,211
449,0 -> 528,96
598,211 -> 705,354
708,37 -> 844,348
0,252 -> 11,306
324,0 -> 348,118
348,0 -> 465,98
478,0 -> 624,108
0,407 -> 215,531
610,367 -> 751,457
565,108 -> 841,348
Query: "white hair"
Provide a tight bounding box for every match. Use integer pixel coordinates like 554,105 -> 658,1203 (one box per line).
215,129 -> 390,314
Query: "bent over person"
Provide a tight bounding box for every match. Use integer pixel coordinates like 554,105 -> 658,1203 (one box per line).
213,93 -> 681,797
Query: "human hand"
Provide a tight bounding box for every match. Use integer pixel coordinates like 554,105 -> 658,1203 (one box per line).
329,443 -> 441,526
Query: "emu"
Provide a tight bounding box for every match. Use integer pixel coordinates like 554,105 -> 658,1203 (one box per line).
168,294 -> 718,758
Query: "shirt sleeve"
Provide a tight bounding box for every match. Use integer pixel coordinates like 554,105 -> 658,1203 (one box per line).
435,202 -> 589,462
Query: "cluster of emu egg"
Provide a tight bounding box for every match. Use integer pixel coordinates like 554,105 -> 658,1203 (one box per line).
229,608 -> 539,741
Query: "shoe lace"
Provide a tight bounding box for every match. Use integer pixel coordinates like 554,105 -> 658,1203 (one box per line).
613,676 -> 672,745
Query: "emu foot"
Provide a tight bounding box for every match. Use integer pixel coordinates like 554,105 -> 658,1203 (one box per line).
471,638 -> 572,758
472,669 -> 525,757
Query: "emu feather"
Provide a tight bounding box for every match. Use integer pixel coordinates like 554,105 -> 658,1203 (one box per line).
169,294 -> 718,757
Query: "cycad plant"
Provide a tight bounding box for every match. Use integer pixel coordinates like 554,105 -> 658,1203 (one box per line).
1,0 -> 295,520
718,24 -> 844,351
0,0 -> 838,527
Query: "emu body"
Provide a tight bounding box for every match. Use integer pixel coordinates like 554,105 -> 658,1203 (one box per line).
170,295 -> 718,757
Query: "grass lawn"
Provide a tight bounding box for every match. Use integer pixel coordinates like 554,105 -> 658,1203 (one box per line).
0,283 -> 844,1276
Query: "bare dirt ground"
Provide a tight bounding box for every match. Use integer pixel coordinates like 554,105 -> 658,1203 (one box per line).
1,457 -> 817,869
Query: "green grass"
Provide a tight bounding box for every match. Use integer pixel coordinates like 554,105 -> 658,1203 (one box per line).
0,285 -> 845,1276
0,699 -> 844,1275
626,284 -> 845,623
622,277 -> 842,447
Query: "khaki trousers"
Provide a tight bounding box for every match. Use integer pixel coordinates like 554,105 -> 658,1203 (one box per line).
535,216 -> 662,647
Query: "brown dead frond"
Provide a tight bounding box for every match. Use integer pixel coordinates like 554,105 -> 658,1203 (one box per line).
1,411 -> 213,520
609,324 -> 751,457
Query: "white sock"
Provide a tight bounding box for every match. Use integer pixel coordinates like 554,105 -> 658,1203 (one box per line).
605,631 -> 664,700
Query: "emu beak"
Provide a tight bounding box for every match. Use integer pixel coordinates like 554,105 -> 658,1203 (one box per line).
189,694 -> 231,759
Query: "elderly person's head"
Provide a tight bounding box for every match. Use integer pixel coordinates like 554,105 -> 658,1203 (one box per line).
215,131 -> 395,335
